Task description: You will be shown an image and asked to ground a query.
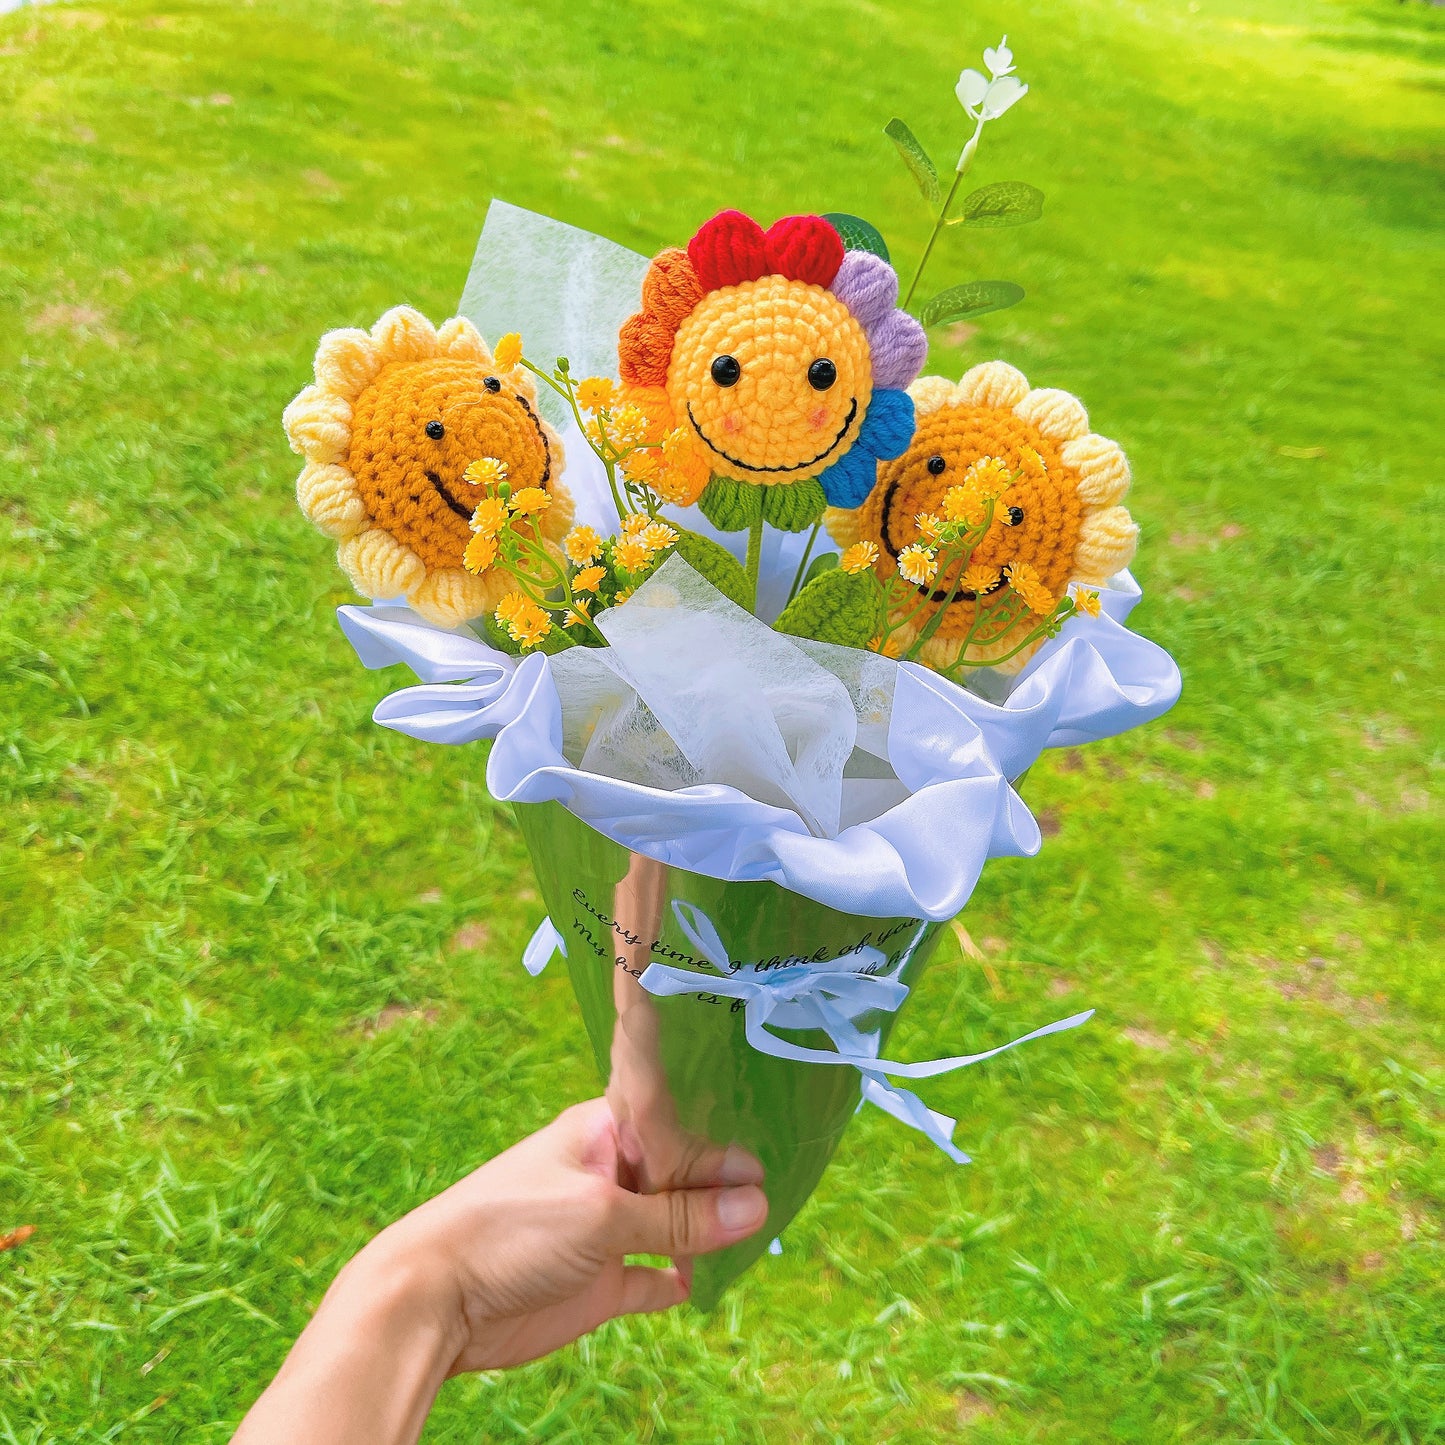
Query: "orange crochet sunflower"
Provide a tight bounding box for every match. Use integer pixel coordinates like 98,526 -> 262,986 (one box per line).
284,306 -> 573,627
827,361 -> 1140,673
617,210 -> 924,528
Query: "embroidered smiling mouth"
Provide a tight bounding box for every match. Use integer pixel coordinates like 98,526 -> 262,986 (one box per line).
686,396 -> 859,474
425,394 -> 554,522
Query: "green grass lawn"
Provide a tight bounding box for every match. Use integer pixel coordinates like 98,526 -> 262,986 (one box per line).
2,0 -> 1441,1438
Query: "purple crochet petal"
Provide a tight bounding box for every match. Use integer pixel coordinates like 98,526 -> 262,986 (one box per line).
868,308 -> 928,391
830,251 -> 898,329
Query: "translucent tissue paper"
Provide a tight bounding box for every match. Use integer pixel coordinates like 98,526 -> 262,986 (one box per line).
340,557 -> 1041,922
557,558 -> 865,838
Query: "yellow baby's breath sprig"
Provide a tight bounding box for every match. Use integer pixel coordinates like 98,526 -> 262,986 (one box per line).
575,377 -> 616,413
463,456 -> 509,488
839,541 -> 880,574
961,564 -> 1000,596
1073,586 -> 1102,618
1005,559 -> 1055,615
508,487 -> 551,517
614,539 -> 652,573
898,544 -> 939,586
468,496 -> 510,541
572,564 -> 607,593
564,525 -> 602,565
942,485 -> 987,527
462,533 -> 498,573
493,333 -> 523,371
963,456 -> 1014,499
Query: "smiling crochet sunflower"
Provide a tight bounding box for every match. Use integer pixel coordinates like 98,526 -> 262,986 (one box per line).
284,306 -> 573,627
617,210 -> 927,531
826,360 -> 1140,673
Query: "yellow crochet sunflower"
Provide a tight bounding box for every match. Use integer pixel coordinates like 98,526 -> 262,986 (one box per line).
826,360 -> 1139,674
284,305 -> 573,627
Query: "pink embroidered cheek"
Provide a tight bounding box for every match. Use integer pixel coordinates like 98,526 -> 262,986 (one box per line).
809,405 -> 831,429
723,412 -> 743,435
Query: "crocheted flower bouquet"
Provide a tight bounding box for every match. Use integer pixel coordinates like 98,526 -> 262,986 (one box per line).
288,39 -> 1180,1308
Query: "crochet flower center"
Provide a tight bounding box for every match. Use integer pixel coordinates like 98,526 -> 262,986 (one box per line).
861,404 -> 1084,638
667,276 -> 873,484
348,358 -> 554,571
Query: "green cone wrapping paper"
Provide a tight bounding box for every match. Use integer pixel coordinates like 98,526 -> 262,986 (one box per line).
514,800 -> 948,1309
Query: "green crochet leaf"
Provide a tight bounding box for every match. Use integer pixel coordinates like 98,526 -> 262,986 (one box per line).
670,526 -> 753,610
761,478 -> 827,532
697,476 -> 762,532
774,568 -> 882,650
821,212 -> 890,263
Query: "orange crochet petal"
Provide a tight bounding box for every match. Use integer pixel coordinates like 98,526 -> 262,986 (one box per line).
618,314 -> 676,387
641,249 -> 704,332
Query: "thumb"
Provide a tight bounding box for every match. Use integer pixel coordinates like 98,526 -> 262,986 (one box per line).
608,1183 -> 768,1258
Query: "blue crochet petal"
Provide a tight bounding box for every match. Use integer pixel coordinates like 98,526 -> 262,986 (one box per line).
858,388 -> 915,461
818,445 -> 878,508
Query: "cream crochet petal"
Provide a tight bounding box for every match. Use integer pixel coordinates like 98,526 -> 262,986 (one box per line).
337,527 -> 426,600
955,360 -> 1029,409
283,386 -> 353,464
907,375 -> 958,416
408,567 -> 503,626
1075,505 -> 1139,582
313,328 -> 384,399
369,305 -> 439,364
437,316 -> 494,366
296,461 -> 366,539
1014,387 -> 1089,442
1062,433 -> 1131,506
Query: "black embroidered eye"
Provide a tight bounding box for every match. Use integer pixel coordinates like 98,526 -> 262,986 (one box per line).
425,421 -> 445,440
711,354 -> 741,386
927,455 -> 946,475
807,358 -> 837,390
1004,506 -> 1024,526
483,376 -> 502,393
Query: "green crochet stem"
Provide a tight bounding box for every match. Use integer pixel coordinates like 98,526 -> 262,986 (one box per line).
784,521 -> 822,608
744,512 -> 765,612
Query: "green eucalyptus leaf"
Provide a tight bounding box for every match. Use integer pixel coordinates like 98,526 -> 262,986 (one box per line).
804,550 -> 839,587
960,182 -> 1045,228
883,118 -> 940,205
920,280 -> 1025,328
669,526 -> 753,610
821,212 -> 890,264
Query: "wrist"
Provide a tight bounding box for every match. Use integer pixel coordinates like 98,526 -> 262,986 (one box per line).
336,1227 -> 469,1370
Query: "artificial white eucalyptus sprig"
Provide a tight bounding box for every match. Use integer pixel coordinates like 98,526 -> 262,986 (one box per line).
884,35 -> 1043,324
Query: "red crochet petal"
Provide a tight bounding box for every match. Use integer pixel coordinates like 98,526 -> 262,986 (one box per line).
763,215 -> 844,288
687,210 -> 770,292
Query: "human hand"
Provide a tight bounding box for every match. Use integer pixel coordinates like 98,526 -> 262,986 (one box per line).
371,1096 -> 768,1373
234,1099 -> 767,1445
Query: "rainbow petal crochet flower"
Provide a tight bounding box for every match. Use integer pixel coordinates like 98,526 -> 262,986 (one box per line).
617,211 -> 926,526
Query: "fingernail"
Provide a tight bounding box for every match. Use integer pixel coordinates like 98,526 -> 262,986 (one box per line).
719,1145 -> 763,1185
717,1185 -> 766,1232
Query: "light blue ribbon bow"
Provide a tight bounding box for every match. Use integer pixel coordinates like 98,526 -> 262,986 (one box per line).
522,903 -> 1093,1164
